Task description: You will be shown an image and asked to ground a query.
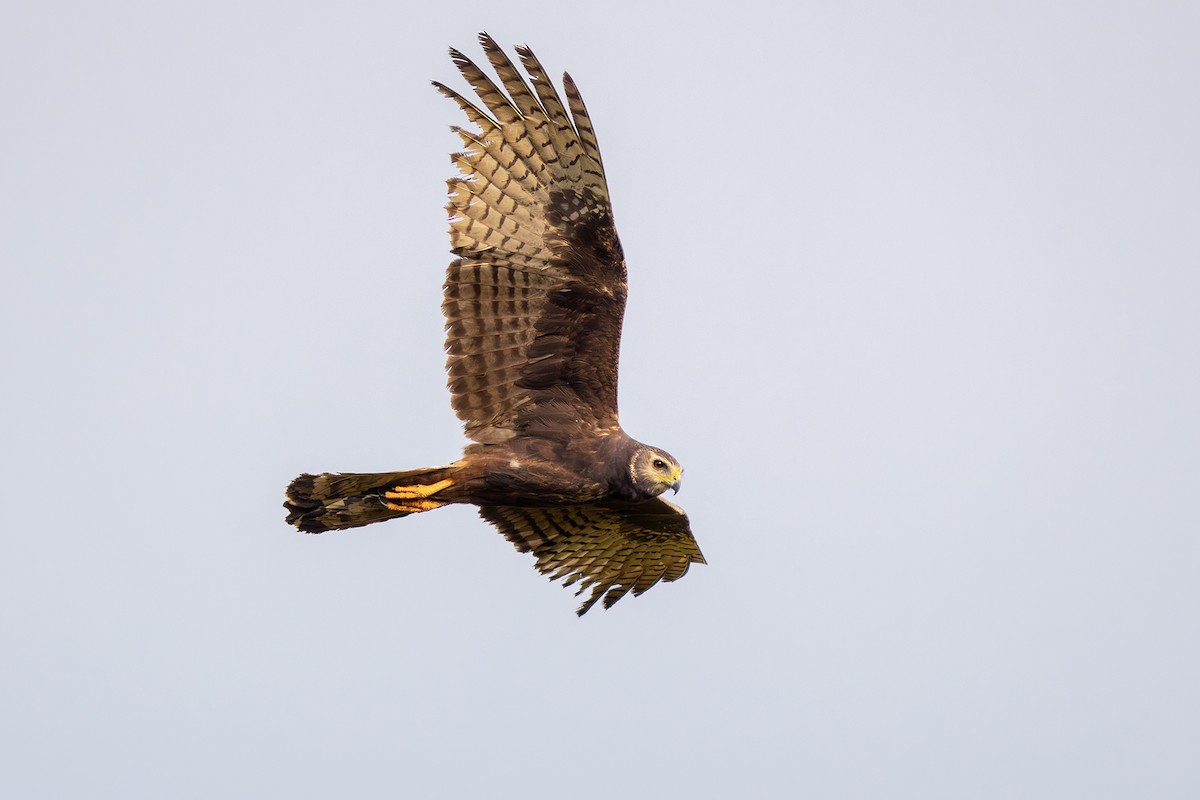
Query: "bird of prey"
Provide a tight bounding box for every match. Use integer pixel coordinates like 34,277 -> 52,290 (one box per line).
284,33 -> 704,615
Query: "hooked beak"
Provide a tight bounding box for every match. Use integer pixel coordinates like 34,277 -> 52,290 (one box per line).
668,467 -> 683,494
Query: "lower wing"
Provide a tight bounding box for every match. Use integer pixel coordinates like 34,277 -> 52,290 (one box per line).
479,498 -> 705,615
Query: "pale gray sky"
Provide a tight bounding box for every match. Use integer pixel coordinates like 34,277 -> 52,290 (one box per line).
3,1 -> 1199,797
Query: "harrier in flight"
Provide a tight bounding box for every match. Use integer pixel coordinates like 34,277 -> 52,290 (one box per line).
285,34 -> 704,615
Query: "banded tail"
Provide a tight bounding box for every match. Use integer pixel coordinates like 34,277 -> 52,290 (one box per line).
284,464 -> 460,533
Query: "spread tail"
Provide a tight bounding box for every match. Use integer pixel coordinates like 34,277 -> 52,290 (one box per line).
284,464 -> 461,533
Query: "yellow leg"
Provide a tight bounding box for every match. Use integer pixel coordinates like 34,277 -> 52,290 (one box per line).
383,478 -> 455,514
384,478 -> 454,501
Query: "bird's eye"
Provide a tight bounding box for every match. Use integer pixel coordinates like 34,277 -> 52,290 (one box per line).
652,458 -> 667,470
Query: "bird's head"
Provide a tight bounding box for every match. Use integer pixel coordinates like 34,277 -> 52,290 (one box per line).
630,446 -> 684,498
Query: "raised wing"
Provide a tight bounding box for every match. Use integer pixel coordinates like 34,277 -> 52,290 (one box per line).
435,34 -> 627,444
479,498 -> 705,615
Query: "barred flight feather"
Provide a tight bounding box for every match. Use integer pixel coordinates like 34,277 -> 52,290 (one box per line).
439,32 -> 623,444
479,499 -> 704,616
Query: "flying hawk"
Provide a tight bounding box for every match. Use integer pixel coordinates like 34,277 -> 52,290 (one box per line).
285,33 -> 704,615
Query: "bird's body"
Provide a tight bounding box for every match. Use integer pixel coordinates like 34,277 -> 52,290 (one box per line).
285,34 -> 703,615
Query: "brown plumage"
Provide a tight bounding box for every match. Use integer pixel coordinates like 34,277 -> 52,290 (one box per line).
284,33 -> 703,615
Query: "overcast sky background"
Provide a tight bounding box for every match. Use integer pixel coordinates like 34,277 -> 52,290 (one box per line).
3,1 -> 1198,797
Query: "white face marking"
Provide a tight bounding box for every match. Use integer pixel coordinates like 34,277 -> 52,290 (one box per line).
509,459 -> 521,469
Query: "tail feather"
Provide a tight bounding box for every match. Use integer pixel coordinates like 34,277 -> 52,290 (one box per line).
284,465 -> 459,533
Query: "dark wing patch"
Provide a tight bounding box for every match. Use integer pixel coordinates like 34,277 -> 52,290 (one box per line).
436,33 -> 627,444
479,498 -> 705,615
